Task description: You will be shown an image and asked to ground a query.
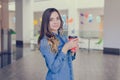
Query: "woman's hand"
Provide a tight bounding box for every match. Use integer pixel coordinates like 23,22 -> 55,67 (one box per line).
62,38 -> 79,54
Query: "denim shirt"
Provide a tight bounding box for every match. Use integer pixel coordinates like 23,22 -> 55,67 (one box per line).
40,34 -> 76,80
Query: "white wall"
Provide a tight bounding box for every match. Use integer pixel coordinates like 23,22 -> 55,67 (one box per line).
23,0 -> 34,43
9,2 -> 15,11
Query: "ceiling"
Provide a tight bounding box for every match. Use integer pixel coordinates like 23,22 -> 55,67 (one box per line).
9,0 -> 49,3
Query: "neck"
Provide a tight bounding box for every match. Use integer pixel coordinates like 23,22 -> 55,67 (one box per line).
52,31 -> 58,34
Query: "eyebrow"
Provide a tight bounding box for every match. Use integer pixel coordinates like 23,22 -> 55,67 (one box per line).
50,16 -> 59,20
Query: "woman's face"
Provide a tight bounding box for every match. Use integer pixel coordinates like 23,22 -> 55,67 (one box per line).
49,11 -> 61,33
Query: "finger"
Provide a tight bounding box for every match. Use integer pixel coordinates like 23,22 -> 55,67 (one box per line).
73,38 -> 79,41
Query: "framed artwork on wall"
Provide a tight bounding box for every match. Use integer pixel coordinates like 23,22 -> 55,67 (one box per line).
78,8 -> 104,50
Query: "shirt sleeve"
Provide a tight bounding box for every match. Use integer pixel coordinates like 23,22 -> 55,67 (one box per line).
40,38 -> 67,74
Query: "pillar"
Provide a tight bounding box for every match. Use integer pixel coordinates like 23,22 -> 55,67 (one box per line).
15,0 -> 34,47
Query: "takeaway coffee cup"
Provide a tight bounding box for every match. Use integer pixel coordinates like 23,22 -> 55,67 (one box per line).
68,36 -> 77,53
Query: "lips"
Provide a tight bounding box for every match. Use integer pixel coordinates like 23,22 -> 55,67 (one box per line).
53,25 -> 59,27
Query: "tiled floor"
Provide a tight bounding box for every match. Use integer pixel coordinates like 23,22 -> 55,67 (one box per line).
0,47 -> 120,80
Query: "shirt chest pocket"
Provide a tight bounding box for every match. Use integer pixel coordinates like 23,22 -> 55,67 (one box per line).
58,43 -> 64,51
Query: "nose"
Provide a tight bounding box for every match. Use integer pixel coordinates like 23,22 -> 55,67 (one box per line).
53,19 -> 59,24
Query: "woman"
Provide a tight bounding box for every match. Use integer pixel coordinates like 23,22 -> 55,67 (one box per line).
39,8 -> 79,80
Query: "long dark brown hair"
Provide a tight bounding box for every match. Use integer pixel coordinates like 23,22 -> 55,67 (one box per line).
38,8 -> 63,53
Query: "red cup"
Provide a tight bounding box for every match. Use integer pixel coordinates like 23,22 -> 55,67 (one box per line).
68,36 -> 77,53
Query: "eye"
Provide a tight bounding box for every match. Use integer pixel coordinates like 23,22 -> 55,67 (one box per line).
56,17 -> 60,20
49,18 -> 53,21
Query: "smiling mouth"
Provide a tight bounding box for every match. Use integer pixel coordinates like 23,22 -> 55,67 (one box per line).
53,25 -> 59,27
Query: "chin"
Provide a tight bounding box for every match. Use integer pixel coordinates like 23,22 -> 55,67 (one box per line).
53,28 -> 59,30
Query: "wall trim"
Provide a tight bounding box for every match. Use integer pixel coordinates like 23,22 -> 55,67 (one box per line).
16,40 -> 23,47
103,47 -> 120,55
